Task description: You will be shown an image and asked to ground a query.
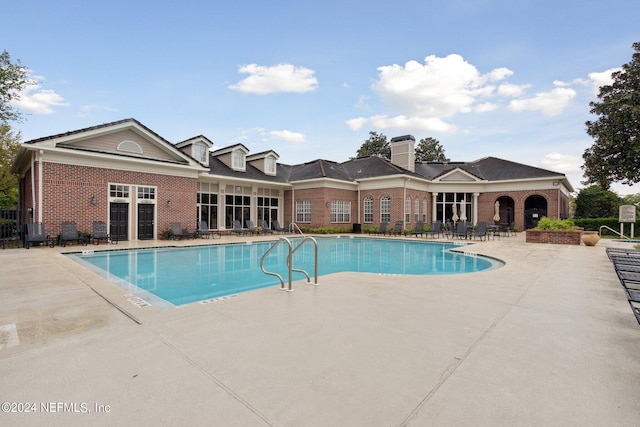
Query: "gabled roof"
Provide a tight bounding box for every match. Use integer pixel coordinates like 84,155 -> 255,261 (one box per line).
16,118 -> 200,167
341,156 -> 425,180
206,156 -> 289,184
175,135 -> 213,149
415,157 -> 568,182
288,159 -> 354,182
211,143 -> 249,156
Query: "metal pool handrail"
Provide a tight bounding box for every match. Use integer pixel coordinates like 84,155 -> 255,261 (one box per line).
260,236 -> 319,292
288,236 -> 319,287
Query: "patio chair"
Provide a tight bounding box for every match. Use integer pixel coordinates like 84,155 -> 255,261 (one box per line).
427,221 -> 443,239
261,220 -> 274,234
411,221 -> 426,237
25,222 -> 54,249
453,221 -> 470,239
59,222 -> 88,247
472,222 -> 488,241
170,222 -> 185,240
91,221 -> 116,244
196,220 -> 211,239
369,222 -> 388,235
245,220 -> 259,234
233,220 -> 248,235
271,220 -> 285,233
387,220 -> 405,236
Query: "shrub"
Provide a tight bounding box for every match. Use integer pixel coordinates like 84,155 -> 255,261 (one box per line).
534,217 -> 576,231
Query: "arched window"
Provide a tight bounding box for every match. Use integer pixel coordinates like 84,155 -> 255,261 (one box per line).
364,196 -> 373,223
380,195 -> 390,223
414,197 -> 420,222
405,197 -> 411,223
117,140 -> 143,154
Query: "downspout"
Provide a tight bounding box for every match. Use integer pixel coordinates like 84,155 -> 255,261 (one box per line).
403,177 -> 408,227
30,154 -> 36,222
38,150 -> 44,223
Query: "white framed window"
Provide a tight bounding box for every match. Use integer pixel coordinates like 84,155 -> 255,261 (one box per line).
193,143 -> 208,164
232,149 -> 246,171
422,198 -> 428,222
364,196 -> 373,223
296,200 -> 311,223
414,198 -> 419,222
109,184 -> 130,198
330,200 -> 351,223
380,195 -> 390,223
265,156 -> 276,175
137,186 -> 156,200
405,197 -> 411,223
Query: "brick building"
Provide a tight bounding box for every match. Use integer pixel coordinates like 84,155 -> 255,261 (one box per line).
11,119 -> 573,241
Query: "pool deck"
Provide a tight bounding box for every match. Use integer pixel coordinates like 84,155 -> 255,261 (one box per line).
1,233 -> 639,426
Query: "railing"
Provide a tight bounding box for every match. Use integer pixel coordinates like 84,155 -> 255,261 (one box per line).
289,222 -> 304,236
599,225 -> 631,240
260,236 -> 319,292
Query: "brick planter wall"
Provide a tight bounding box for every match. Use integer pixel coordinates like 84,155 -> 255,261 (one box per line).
525,229 -> 582,245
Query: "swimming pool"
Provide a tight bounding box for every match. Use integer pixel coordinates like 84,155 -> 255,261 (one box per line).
67,237 -> 502,307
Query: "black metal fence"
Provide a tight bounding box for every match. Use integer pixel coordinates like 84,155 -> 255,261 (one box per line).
0,208 -> 22,239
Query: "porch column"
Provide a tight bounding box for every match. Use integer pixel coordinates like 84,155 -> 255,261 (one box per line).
473,192 -> 479,225
432,192 -> 438,223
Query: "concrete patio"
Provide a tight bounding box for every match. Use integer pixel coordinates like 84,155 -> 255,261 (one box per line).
1,233 -> 638,426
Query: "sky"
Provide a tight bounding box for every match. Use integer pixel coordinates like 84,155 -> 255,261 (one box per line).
3,0 -> 640,195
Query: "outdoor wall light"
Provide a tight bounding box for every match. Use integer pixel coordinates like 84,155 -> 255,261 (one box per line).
166,200 -> 171,207
90,195 -> 97,205
552,181 -> 559,186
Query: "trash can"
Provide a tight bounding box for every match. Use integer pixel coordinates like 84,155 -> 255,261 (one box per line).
352,223 -> 362,234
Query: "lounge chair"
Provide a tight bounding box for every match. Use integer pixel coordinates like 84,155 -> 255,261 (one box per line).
453,221 -> 470,239
25,222 -> 54,249
170,222 -> 186,240
387,220 -> 405,236
411,221 -> 426,237
59,222 -> 88,247
245,220 -> 259,234
196,220 -> 211,239
91,221 -> 116,244
261,220 -> 274,234
472,222 -> 488,241
233,220 -> 248,235
271,220 -> 285,234
369,222 -> 389,235
427,221 -> 443,239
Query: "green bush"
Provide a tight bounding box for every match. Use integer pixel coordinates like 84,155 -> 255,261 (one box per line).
534,217 -> 576,231
574,217 -> 640,235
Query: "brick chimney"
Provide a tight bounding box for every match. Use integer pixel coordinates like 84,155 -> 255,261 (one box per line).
390,135 -> 416,172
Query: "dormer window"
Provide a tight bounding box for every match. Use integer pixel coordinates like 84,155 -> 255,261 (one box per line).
265,156 -> 276,175
232,149 -> 246,171
193,143 -> 208,165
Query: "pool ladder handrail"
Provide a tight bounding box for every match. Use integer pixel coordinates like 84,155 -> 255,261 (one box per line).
260,236 -> 319,292
289,222 -> 304,236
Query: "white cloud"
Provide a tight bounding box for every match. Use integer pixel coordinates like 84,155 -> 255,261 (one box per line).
497,83 -> 529,97
229,63 -> 318,94
345,117 -> 368,131
507,87 -> 576,116
269,129 -> 305,143
539,152 -> 582,173
349,54 -> 514,133
10,79 -> 67,114
587,68 -> 619,97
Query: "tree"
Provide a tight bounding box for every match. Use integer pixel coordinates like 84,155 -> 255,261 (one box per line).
0,50 -> 31,123
415,137 -> 450,162
355,131 -> 390,159
0,124 -> 21,207
582,41 -> 640,189
573,185 -> 621,218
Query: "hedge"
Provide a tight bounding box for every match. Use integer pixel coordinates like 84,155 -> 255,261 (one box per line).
574,217 -> 639,234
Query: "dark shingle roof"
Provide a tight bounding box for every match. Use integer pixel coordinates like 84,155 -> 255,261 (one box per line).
415,157 -> 566,181
207,156 -> 289,183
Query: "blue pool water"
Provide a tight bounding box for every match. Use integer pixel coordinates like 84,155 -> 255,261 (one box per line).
67,237 -> 502,306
